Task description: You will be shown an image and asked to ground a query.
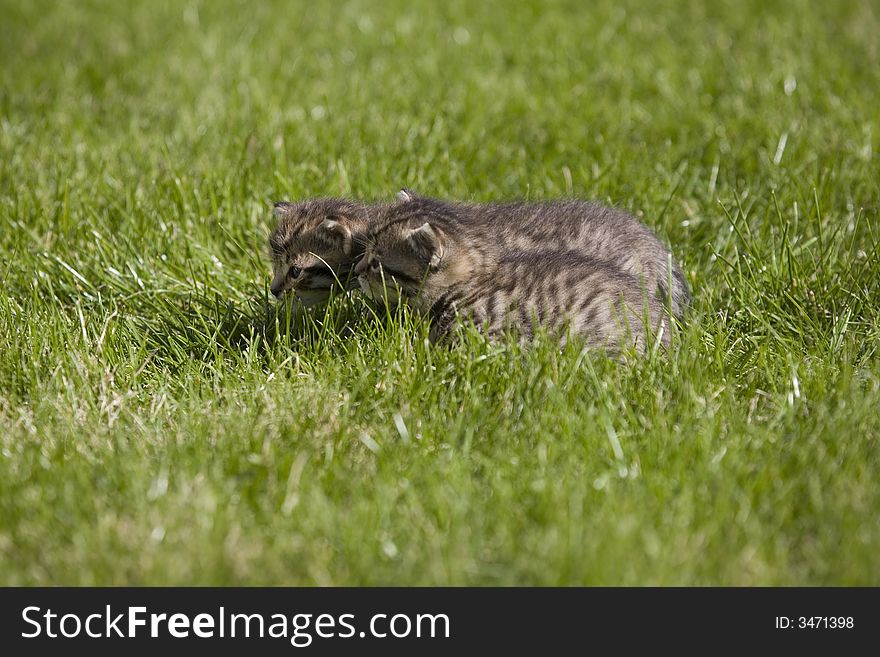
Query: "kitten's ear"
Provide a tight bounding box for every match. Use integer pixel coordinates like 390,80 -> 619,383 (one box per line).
406,222 -> 444,268
396,188 -> 416,202
273,201 -> 292,217
320,216 -> 353,255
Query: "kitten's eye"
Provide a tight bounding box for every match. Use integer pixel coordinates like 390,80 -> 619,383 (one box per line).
287,265 -> 302,279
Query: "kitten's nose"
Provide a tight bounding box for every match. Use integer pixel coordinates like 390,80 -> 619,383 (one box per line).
270,274 -> 286,299
270,269 -> 288,299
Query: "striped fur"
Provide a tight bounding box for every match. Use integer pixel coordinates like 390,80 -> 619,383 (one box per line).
357,197 -> 670,351
385,191 -> 689,318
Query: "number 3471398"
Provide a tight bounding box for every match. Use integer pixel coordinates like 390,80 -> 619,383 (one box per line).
775,617 -> 854,629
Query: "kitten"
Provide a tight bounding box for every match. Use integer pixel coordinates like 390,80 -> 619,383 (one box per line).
394,190 -> 689,318
356,198 -> 669,351
268,198 -> 379,306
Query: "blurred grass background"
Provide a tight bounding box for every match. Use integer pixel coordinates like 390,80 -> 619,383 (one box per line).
0,0 -> 878,584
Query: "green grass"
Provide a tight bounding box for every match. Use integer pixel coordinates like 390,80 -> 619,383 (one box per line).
1,0 -> 879,585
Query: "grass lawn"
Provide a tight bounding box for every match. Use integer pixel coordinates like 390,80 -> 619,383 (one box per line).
1,0 -> 878,585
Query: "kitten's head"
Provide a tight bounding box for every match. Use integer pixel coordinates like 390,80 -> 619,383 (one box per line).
355,191 -> 474,307
268,199 -> 370,305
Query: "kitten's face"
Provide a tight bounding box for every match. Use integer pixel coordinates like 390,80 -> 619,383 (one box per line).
355,220 -> 447,307
268,200 -> 367,306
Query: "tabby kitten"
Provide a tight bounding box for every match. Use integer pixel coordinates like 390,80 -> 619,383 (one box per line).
268,198 -> 378,306
356,197 -> 669,350
394,190 -> 689,318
